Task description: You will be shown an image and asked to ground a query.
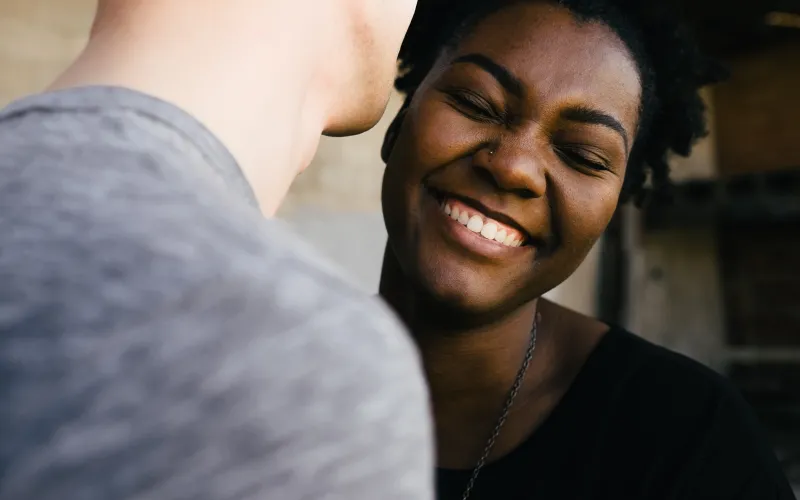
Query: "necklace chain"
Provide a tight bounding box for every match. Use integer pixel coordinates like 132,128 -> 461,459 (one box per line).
460,313 -> 540,500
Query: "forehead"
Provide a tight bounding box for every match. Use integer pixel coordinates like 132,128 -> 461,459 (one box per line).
450,2 -> 642,127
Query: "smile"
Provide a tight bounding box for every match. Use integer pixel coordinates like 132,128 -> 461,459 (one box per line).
440,198 -> 526,247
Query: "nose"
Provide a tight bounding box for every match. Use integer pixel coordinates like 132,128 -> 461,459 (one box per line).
473,136 -> 547,199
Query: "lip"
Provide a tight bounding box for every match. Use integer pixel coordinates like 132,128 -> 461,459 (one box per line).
426,186 -> 534,243
423,188 -> 535,260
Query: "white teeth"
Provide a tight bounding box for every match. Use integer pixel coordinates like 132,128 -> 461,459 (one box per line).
467,215 -> 483,233
481,222 -> 498,240
440,199 -> 525,248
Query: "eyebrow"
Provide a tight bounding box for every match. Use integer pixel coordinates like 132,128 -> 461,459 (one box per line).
560,106 -> 629,152
452,53 -> 630,152
452,53 -> 525,99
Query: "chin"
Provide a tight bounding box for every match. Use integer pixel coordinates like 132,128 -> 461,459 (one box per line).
322,88 -> 390,137
408,253 -> 529,323
322,113 -> 380,137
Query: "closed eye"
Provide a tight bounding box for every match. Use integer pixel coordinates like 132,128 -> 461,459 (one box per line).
555,145 -> 611,173
443,87 -> 503,124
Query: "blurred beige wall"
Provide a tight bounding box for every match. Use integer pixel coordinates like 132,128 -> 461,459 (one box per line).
0,0 -> 94,104
0,0 -> 600,314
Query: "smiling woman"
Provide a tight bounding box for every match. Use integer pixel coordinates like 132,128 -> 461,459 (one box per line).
378,1 -> 797,499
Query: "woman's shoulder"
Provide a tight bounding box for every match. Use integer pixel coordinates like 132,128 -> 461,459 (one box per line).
540,303 -> 791,496
585,324 -> 776,450
595,325 -> 739,402
585,326 -> 794,497
544,300 -> 736,402
544,300 -> 754,428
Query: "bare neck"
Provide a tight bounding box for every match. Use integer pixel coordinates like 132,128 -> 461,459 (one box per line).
379,248 -> 547,402
379,248 -> 607,468
50,1 -> 335,215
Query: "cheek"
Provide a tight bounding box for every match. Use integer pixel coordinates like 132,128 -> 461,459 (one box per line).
555,176 -> 621,257
514,177 -> 620,298
411,99 -> 485,169
383,99 -> 483,221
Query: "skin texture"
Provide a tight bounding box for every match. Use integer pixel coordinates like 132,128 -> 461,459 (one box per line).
380,2 -> 643,468
332,0 -> 420,135
52,0 -> 418,215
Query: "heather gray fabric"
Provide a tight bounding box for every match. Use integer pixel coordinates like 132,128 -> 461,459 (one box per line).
0,87 -> 434,500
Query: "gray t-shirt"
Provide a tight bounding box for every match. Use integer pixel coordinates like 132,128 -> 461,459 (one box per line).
0,87 -> 433,500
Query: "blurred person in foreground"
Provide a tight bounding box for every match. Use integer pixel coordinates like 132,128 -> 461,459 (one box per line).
0,1 -> 433,499
378,0 -> 796,498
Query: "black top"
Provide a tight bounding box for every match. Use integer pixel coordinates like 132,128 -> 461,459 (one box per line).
438,326 -> 796,499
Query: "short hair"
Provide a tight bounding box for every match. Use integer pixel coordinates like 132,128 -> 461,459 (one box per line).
391,0 -> 727,204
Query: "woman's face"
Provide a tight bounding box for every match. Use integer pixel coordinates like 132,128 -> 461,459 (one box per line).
382,2 -> 642,319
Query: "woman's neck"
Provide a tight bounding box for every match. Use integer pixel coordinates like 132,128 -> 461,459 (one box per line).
413,302 -> 541,397
379,248 -> 571,468
380,244 -> 555,395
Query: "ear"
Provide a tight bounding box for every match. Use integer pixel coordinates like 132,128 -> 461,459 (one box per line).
381,106 -> 407,163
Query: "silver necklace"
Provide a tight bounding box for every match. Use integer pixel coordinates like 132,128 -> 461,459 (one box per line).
460,313 -> 540,500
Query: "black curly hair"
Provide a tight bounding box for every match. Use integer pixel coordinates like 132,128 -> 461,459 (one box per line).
390,0 -> 727,205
